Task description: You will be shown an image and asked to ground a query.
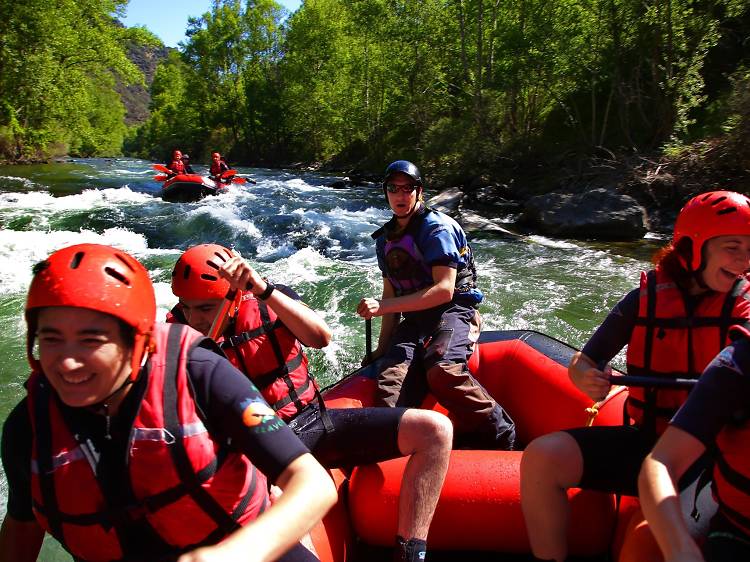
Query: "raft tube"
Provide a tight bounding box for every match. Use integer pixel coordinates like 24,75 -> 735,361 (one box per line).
321,329 -> 632,556
160,174 -> 226,202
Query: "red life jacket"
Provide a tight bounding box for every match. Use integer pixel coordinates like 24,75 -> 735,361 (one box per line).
222,293 -> 316,421
210,161 -> 227,177
712,325 -> 750,536
625,269 -> 750,434
168,159 -> 185,174
27,322 -> 268,562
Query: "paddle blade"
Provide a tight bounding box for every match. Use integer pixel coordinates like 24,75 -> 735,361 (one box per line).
152,163 -> 171,173
231,176 -> 247,184
154,174 -> 169,181
221,169 -> 238,179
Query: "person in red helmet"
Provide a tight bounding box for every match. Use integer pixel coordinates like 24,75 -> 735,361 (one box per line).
169,244 -> 452,562
0,244 -> 335,562
521,191 -> 750,562
209,151 -> 230,181
167,149 -> 186,175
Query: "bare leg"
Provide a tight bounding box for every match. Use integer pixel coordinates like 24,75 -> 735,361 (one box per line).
395,409 -> 453,539
520,432 -> 584,562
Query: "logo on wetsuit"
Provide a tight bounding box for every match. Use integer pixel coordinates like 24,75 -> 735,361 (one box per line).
240,398 -> 283,432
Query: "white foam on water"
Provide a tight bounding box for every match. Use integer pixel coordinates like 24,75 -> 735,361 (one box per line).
525,235 -> 581,250
153,281 -> 179,322
188,203 -> 262,239
0,187 -> 152,214
0,227 -> 153,295
283,178 -> 320,191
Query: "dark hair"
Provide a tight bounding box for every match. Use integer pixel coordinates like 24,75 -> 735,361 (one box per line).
652,237 -> 694,290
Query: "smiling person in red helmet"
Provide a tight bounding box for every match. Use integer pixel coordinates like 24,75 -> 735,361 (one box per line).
209,152 -> 230,181
167,149 -> 186,175
169,244 -> 452,562
521,191 -> 750,562
0,244 -> 335,562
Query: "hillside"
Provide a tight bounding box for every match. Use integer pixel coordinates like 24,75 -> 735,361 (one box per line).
118,40 -> 170,126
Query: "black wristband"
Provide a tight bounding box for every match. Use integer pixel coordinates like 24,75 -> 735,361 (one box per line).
258,282 -> 275,301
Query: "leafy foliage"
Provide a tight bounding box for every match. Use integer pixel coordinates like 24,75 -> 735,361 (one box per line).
0,0 -> 147,160
2,0 -> 748,174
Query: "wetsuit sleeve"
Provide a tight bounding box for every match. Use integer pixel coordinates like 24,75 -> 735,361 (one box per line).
1,399 -> 35,521
186,346 -> 309,482
671,339 -> 750,447
581,287 -> 640,364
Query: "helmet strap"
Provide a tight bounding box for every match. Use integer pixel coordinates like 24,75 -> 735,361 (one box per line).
87,375 -> 135,439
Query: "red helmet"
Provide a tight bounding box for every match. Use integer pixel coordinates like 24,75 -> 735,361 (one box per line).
25,244 -> 156,379
212,152 -> 221,159
171,244 -> 233,300
674,190 -> 750,271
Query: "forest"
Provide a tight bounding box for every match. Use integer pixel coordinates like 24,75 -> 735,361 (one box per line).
1,0 -> 748,185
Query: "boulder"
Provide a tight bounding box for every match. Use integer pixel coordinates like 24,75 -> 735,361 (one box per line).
520,188 -> 649,240
427,187 -> 464,214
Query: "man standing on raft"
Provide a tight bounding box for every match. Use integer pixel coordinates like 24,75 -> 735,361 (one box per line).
170,244 -> 452,562
357,160 -> 515,450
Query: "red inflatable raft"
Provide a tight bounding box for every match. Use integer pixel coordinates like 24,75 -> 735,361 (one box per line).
306,329 -> 649,561
160,174 -> 227,202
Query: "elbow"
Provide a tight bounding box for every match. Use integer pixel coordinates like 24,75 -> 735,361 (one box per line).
437,285 -> 454,304
307,325 -> 332,349
319,325 -> 333,348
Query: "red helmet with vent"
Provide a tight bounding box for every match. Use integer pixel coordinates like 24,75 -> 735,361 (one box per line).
171,244 -> 233,300
25,244 -> 156,379
674,190 -> 750,271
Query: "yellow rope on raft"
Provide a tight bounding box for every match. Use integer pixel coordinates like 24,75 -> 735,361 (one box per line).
585,385 -> 625,427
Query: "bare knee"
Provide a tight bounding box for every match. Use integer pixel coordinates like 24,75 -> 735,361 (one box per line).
521,432 -> 583,489
398,409 -> 453,456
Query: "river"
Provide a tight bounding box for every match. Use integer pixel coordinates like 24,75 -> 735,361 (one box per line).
0,157 -> 664,559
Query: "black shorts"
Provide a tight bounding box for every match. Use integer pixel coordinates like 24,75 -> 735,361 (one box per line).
705,513 -> 750,562
565,425 -> 709,496
288,404 -> 405,469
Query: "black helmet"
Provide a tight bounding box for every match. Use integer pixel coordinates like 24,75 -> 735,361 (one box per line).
182,153 -> 190,160
383,160 -> 423,189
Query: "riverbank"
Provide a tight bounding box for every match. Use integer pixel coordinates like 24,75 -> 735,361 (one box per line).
313,134 -> 750,238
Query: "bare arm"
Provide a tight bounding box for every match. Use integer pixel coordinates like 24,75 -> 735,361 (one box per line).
0,516 -> 44,562
219,255 -> 331,348
357,265 -> 456,319
178,453 -> 336,562
638,426 -> 707,562
568,351 -> 612,402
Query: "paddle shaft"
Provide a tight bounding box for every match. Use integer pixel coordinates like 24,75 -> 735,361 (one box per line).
208,290 -> 237,340
609,374 -> 697,389
365,318 -> 372,363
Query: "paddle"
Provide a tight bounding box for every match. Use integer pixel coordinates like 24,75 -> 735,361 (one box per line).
221,169 -> 238,179
152,163 -> 171,174
365,318 -> 373,364
609,374 -> 697,389
154,174 -> 169,181
208,289 -> 242,340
